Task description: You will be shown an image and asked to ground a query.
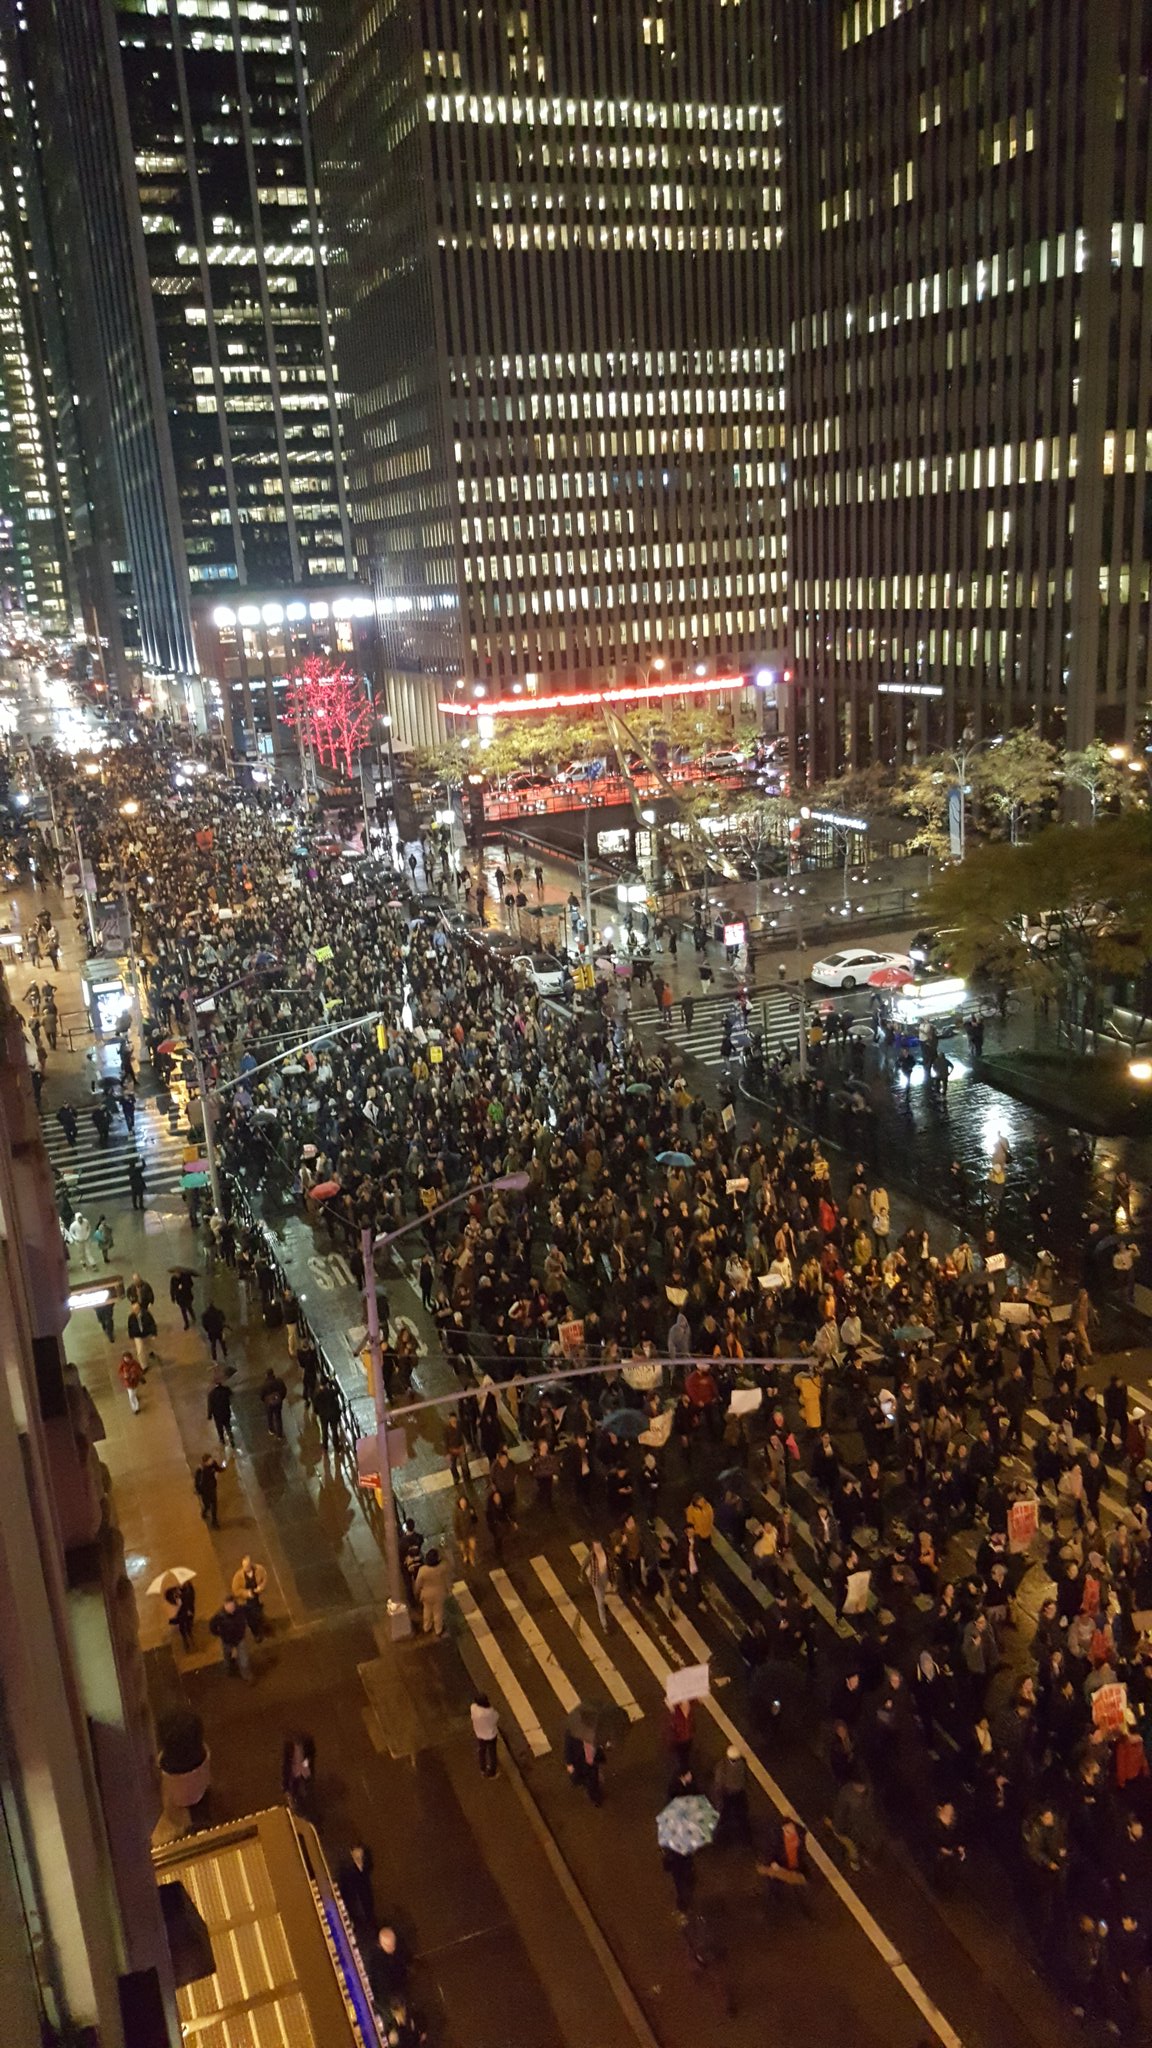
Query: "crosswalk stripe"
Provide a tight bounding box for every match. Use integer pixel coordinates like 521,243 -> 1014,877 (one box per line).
579,1553 -> 960,2042
452,1580 -> 551,1756
653,1596 -> 962,2047
570,1543 -> 684,1693
490,1568 -> 580,1712
43,1102 -> 189,1201
530,1556 -> 644,1722
710,1528 -> 774,1613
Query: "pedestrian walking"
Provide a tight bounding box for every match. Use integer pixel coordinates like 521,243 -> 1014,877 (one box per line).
282,1731 -> 316,1812
414,1547 -> 451,1635
231,1555 -> 268,1637
712,1747 -> 752,1846
91,1213 -> 114,1264
201,1300 -> 228,1360
260,1366 -> 287,1437
280,1286 -> 300,1356
471,1693 -> 499,1775
170,1267 -> 195,1329
128,1159 -> 147,1210
453,1492 -> 479,1568
118,1350 -> 144,1414
209,1595 -> 252,1678
128,1300 -> 158,1370
164,1580 -> 196,1650
207,1374 -> 236,1449
582,1539 -> 615,1634
67,1209 -> 99,1268
312,1376 -> 341,1452
194,1452 -> 223,1527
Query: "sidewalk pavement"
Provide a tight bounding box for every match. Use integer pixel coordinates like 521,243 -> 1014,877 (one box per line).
148,1619 -> 647,2048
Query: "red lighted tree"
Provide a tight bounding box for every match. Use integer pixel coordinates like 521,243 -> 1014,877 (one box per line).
282,657 -> 372,778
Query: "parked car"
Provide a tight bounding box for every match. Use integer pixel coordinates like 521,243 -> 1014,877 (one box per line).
809,946 -> 912,991
512,951 -> 569,995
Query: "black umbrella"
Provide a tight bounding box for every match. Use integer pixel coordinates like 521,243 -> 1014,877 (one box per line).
566,1700 -> 629,1747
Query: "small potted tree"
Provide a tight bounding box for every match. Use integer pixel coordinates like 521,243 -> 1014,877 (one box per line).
157,1707 -> 211,1822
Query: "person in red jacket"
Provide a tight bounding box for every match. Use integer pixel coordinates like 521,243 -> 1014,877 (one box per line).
118,1350 -> 144,1414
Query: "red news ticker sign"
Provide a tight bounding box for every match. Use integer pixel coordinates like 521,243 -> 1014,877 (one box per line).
439,674 -> 752,718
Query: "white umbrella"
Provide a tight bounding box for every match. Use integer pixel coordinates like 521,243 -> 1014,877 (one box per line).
146,1567 -> 196,1596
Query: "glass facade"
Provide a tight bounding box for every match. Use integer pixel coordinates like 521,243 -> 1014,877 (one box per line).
781,0 -> 1152,776
118,0 -> 351,591
17,0 -> 351,699
0,36 -> 73,628
309,0 -> 787,738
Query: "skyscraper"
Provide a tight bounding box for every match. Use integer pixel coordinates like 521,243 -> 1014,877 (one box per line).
0,32 -> 74,630
308,0 -> 787,745
780,0 -> 1152,778
16,0 -> 352,712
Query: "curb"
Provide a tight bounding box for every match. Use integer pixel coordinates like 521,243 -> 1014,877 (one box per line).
495,1730 -> 665,2048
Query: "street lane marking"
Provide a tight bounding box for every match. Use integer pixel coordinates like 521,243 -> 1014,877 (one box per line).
657,1598 -> 963,2048
710,1528 -> 774,1611
453,1581 -> 551,1756
571,1544 -> 962,2045
531,1556 -> 643,1721
491,1568 -> 580,1712
570,1544 -> 681,1692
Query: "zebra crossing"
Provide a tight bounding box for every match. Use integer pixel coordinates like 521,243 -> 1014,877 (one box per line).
448,1532 -> 961,2045
450,1370 -> 1152,1771
637,986 -> 805,1068
42,1096 -> 192,1206
451,1539 -> 684,1760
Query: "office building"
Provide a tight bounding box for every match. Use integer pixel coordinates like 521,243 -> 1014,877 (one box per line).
308,0 -> 787,746
0,980 -> 179,2046
195,580 -> 380,756
0,34 -> 74,630
780,0 -> 1152,777
15,0 -> 352,725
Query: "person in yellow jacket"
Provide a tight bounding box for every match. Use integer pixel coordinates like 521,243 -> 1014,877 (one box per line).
796,1369 -> 824,1434
685,1493 -> 714,1547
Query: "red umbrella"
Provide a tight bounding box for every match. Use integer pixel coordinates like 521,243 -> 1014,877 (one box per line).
867,965 -> 909,990
307,1179 -> 341,1201
155,1037 -> 182,1055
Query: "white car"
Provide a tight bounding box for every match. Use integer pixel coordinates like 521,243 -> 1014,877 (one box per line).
809,947 -> 911,991
512,952 -> 568,995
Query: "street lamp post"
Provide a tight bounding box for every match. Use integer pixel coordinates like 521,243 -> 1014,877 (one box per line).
71,820 -> 98,945
183,987 -> 224,1220
116,800 -> 145,1046
361,1171 -> 530,1641
946,726 -> 994,859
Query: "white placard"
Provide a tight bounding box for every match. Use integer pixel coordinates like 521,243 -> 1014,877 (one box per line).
842,1569 -> 872,1615
665,1661 -> 711,1707
728,1386 -> 763,1417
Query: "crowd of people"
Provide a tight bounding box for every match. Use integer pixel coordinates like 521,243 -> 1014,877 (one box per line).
29,737 -> 1152,2038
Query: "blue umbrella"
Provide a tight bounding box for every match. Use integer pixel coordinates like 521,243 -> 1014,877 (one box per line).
893,1323 -> 934,1342
657,1150 -> 695,1168
600,1408 -> 648,1438
657,1795 -> 720,1856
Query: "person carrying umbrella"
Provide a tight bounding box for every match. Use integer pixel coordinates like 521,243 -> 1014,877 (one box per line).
657,1792 -> 720,1916
164,1579 -> 196,1650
